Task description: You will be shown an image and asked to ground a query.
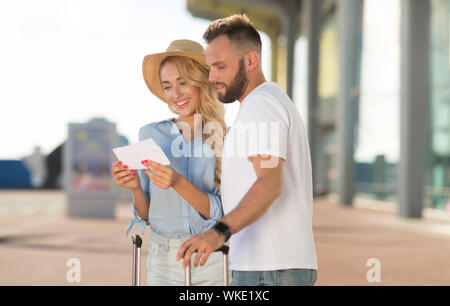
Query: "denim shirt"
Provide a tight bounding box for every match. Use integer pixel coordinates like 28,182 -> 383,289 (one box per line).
126,118 -> 224,239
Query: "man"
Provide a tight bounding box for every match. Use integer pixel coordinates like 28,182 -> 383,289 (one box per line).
176,14 -> 317,286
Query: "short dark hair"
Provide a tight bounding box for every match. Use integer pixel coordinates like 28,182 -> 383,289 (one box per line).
203,14 -> 262,55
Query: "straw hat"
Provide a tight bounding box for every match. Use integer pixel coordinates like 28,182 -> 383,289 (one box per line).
142,39 -> 207,103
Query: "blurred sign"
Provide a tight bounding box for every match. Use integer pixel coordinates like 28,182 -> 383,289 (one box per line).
64,118 -> 118,218
70,127 -> 112,192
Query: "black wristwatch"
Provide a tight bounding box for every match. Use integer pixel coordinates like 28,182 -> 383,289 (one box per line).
213,221 -> 231,242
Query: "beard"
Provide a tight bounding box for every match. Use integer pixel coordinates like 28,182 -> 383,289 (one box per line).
215,58 -> 249,104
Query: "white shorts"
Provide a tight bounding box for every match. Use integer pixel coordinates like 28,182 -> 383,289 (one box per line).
147,228 -> 229,286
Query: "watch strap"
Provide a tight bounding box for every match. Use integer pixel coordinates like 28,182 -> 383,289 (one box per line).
213,221 -> 231,241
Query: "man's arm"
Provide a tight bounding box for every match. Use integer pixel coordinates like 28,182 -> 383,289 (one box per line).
176,154 -> 284,268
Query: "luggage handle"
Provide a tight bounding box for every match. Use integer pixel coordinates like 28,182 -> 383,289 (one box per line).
132,235 -> 229,286
184,245 -> 229,286
132,234 -> 142,286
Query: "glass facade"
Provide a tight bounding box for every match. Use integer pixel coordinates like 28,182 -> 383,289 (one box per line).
428,0 -> 450,211
302,0 -> 449,212
316,0 -> 402,202
354,0 -> 400,202
353,0 -> 450,211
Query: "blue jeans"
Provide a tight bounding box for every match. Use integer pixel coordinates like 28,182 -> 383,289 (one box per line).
232,269 -> 317,286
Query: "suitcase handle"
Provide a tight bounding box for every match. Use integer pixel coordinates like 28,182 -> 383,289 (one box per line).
184,245 -> 229,286
132,234 -> 142,248
132,234 -> 142,286
216,245 -> 229,255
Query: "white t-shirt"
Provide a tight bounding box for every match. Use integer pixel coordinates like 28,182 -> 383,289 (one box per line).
221,81 -> 318,271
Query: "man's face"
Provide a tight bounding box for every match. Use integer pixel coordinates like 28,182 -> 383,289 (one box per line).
205,35 -> 249,103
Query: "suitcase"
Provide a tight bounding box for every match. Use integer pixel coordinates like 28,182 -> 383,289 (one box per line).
131,234 -> 229,286
131,234 -> 142,286
184,245 -> 229,286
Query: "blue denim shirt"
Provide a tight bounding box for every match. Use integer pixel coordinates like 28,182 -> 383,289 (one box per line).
126,118 -> 224,239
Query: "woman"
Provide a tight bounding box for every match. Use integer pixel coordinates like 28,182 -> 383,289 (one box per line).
111,40 -> 227,285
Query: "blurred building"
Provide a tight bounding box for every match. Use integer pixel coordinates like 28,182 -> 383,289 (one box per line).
0,160 -> 32,189
0,118 -> 130,195
22,146 -> 47,188
186,0 -> 450,217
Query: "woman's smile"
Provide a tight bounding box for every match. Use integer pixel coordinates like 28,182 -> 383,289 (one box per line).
174,98 -> 190,109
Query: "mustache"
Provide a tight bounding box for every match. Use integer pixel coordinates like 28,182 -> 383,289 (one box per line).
212,82 -> 227,87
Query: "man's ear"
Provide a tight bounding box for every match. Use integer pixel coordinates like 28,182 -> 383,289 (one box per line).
245,50 -> 260,72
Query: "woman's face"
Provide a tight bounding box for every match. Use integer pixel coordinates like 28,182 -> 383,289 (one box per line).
160,61 -> 200,118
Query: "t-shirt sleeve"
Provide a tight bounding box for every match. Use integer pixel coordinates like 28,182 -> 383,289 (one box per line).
237,94 -> 289,160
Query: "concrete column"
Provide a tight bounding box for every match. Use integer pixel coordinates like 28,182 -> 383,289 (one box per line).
285,1 -> 300,99
398,0 -> 430,218
305,0 -> 322,196
270,34 -> 279,82
336,0 -> 363,205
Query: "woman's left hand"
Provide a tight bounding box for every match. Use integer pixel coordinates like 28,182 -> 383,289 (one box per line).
141,160 -> 180,190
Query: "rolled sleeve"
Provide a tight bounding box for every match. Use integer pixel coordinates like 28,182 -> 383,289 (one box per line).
126,201 -> 150,237
207,191 -> 224,221
196,188 -> 223,222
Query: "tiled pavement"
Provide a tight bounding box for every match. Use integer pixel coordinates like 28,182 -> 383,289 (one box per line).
1,190 -> 450,285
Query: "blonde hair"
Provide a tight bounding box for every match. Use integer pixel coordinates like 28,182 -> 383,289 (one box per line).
160,56 -> 226,189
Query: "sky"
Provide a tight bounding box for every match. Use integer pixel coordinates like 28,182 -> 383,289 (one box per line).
0,0 -> 400,164
0,0 -> 271,160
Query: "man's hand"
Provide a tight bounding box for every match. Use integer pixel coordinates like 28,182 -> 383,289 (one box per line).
176,229 -> 226,268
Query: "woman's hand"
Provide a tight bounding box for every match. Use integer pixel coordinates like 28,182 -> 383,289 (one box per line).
141,160 -> 180,190
111,161 -> 140,190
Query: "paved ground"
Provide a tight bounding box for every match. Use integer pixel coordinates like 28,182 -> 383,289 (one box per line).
1,190 -> 450,286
